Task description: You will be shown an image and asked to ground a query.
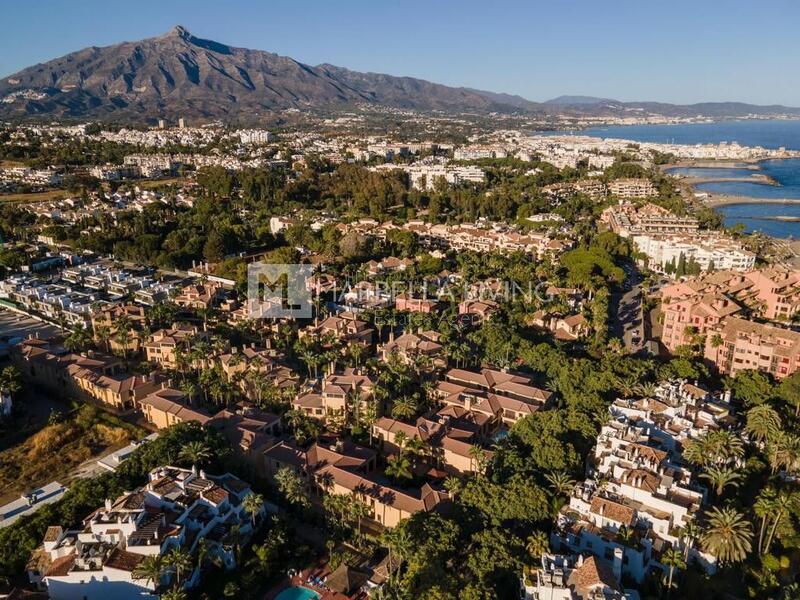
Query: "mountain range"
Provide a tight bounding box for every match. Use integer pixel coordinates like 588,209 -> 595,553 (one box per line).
1,26 -> 799,123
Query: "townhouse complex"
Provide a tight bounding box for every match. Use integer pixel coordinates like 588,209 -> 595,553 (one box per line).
659,267 -> 800,378
547,381 -> 730,590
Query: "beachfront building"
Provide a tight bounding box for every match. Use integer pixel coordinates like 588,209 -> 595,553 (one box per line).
632,233 -> 755,273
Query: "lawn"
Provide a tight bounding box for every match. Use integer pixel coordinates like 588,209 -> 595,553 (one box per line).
0,189 -> 68,203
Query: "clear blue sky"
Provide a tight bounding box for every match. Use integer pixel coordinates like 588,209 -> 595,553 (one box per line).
2,0 -> 800,106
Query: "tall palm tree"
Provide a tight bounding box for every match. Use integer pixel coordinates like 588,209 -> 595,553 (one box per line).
382,526 -> 413,582
164,547 -> 193,585
699,466 -> 742,498
274,467 -> 309,508
178,441 -> 212,469
95,325 -> 112,353
132,554 -> 164,588
767,432 -> 800,475
746,404 -> 782,445
661,547 -> 686,596
242,493 -> 264,527
699,506 -> 753,565
763,491 -> 799,555
754,488 -> 776,555
469,445 -> 488,476
680,518 -> 700,562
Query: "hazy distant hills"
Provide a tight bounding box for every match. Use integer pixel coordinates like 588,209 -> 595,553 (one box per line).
1,25 -> 799,123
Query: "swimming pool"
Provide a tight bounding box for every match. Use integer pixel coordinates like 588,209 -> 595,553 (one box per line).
275,586 -> 320,600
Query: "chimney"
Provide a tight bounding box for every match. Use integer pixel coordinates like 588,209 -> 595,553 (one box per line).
200,469 -> 206,480
612,547 -> 624,581
105,498 -> 112,510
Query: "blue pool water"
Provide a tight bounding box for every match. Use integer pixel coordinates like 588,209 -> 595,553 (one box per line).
275,586 -> 320,600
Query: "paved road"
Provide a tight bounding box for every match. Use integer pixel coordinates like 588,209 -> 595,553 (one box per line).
610,261 -> 645,353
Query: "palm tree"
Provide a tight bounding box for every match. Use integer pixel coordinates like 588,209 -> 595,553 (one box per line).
699,506 -> 753,565
393,431 -> 408,455
444,476 -> 464,497
242,493 -> 264,527
699,466 -> 742,498
615,375 -> 638,399
391,395 -> 417,420
274,467 -> 309,508
164,547 -> 193,585
178,441 -> 212,469
160,587 -> 188,600
382,526 -> 412,582
469,445 -> 488,476
754,488 -> 776,556
746,404 -> 782,445
661,547 -> 686,596
115,314 -> 132,359
132,554 -> 164,588
679,518 -> 700,562
95,325 -> 112,353
179,380 -> 198,402
767,432 -> 800,475
525,531 -> 549,562
633,381 -> 658,398
545,471 -> 576,497
385,454 -> 413,484
763,491 -> 799,555
64,327 -> 91,352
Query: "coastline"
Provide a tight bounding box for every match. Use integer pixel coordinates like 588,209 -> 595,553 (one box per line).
702,195 -> 800,207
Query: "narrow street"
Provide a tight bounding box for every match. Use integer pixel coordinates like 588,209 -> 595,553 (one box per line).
610,260 -> 645,353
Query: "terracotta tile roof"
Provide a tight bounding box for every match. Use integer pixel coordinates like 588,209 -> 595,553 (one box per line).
201,485 -> 229,506
44,552 -> 75,577
590,496 -> 635,526
104,548 -> 145,572
568,556 -> 620,596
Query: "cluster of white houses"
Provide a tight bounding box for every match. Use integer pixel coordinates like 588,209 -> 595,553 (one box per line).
27,466 -> 261,600
545,380 -> 730,592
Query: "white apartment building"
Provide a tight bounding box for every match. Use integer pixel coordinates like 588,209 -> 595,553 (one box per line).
552,404 -> 719,583
632,233 -> 756,273
31,466 -> 261,600
238,129 -> 272,144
